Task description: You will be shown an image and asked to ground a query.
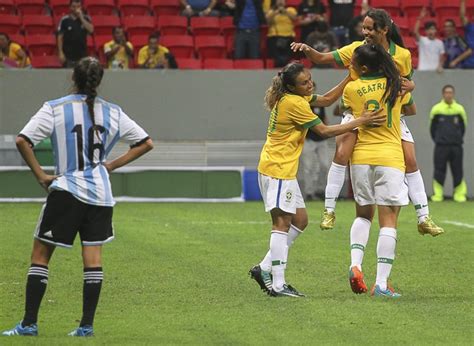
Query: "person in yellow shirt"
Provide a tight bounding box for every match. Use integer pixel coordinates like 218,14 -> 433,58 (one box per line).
137,32 -> 171,69
104,27 -> 133,69
0,32 -> 30,68
249,61 -> 386,298
343,44 -> 417,298
266,0 -> 297,67
290,8 -> 443,237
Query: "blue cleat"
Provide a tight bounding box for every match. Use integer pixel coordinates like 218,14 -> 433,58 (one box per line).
68,325 -> 94,337
2,322 -> 38,336
371,284 -> 402,298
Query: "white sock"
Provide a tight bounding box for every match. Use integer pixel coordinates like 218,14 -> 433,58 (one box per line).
260,224 -> 303,271
325,162 -> 346,212
375,227 -> 397,291
406,170 -> 429,223
350,217 -> 371,271
270,231 -> 288,292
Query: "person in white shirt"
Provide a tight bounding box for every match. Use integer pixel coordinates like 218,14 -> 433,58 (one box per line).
414,7 -> 445,72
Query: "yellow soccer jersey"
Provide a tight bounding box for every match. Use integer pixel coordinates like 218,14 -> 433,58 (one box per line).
258,93 -> 321,180
342,73 -> 413,172
333,40 -> 413,79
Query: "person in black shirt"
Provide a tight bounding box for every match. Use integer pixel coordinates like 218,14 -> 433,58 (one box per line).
297,0 -> 326,43
328,0 -> 367,47
57,0 -> 94,68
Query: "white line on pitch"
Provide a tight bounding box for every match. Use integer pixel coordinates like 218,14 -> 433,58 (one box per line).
190,221 -> 268,225
442,221 -> 474,229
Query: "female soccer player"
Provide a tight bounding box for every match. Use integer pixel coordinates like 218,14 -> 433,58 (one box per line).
290,9 -> 443,237
250,62 -> 386,297
344,44 -> 416,298
2,57 -> 153,336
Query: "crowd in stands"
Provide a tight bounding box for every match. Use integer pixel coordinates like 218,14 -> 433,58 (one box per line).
0,0 -> 473,69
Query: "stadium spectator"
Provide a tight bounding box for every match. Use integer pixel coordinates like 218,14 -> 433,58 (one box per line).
327,0 -> 368,47
0,33 -> 30,68
266,0 -> 298,67
443,19 -> 472,69
104,27 -> 134,70
347,2 -> 370,44
181,0 -> 219,17
430,85 -> 468,203
460,0 -> 474,68
233,0 -> 266,59
57,0 -> 94,68
137,32 -> 174,69
414,8 -> 445,72
305,21 -> 338,68
216,0 -> 236,16
297,0 -> 326,43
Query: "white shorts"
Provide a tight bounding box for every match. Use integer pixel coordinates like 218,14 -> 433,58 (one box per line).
342,113 -> 415,143
350,165 -> 409,206
258,173 -> 305,214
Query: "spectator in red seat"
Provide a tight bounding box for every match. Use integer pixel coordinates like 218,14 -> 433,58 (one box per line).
137,32 -> 174,69
460,0 -> 474,68
297,0 -> 326,43
266,0 -> 297,67
57,0 -> 94,68
0,33 -> 31,68
443,19 -> 472,69
104,27 -> 134,69
347,2 -> 369,44
181,0 -> 219,17
305,21 -> 338,68
234,0 -> 266,59
414,8 -> 445,72
327,0 -> 368,47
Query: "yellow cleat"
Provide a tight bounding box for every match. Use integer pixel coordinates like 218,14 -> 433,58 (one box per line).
320,209 -> 336,230
418,216 -> 444,237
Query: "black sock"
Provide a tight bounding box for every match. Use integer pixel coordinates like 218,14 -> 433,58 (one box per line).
80,267 -> 103,327
22,264 -> 49,327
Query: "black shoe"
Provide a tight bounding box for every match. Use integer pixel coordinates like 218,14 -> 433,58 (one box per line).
270,284 -> 304,298
249,265 -> 272,293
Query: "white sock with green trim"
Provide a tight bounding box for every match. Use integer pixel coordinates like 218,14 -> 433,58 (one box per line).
406,170 -> 429,223
260,225 -> 302,272
325,162 -> 346,212
375,227 -> 397,291
270,231 -> 288,292
350,217 -> 371,271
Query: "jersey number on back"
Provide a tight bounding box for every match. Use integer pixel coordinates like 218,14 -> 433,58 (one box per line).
366,100 -> 392,128
71,124 -> 105,171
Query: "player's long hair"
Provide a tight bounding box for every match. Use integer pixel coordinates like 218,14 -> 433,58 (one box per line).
264,62 -> 305,110
365,8 -> 405,48
73,57 -> 104,133
354,44 -> 401,108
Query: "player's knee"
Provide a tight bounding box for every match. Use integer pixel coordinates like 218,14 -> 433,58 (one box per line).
293,218 -> 308,231
333,147 -> 350,165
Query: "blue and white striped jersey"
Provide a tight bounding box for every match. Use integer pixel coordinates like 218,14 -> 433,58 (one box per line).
20,94 -> 149,207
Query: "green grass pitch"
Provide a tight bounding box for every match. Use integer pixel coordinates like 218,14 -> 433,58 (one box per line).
0,201 -> 473,345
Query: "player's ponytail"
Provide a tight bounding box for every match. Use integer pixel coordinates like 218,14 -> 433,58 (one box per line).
354,44 -> 401,108
264,62 -> 305,110
72,57 -> 104,128
365,8 -> 405,48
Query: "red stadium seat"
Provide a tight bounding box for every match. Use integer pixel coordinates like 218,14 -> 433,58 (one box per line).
190,17 -> 221,36
195,35 -> 226,59
157,15 -> 188,35
160,35 -> 194,58
15,0 -> 46,15
203,58 -> 233,69
265,59 -> 275,69
220,16 -> 235,41
118,0 -> 150,17
225,34 -> 233,57
123,16 -> 155,36
403,35 -> 417,56
22,15 -> 54,35
176,57 -> 202,69
92,15 -> 121,35
9,33 -> 25,46
233,59 -> 264,69
392,16 -> 409,36
49,0 -> 70,18
467,0 -> 474,16
84,0 -> 116,16
87,35 -> 96,56
370,0 -> 400,17
411,55 -> 418,69
432,0 -> 460,18
130,34 -> 148,55
26,34 -> 56,56
285,0 -> 301,7
0,0 -> 15,14
0,14 -> 21,34
31,55 -> 62,68
151,0 -> 181,16
401,0 -> 430,18
94,34 -> 111,50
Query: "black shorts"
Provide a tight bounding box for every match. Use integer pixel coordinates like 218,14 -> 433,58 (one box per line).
35,191 -> 114,248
